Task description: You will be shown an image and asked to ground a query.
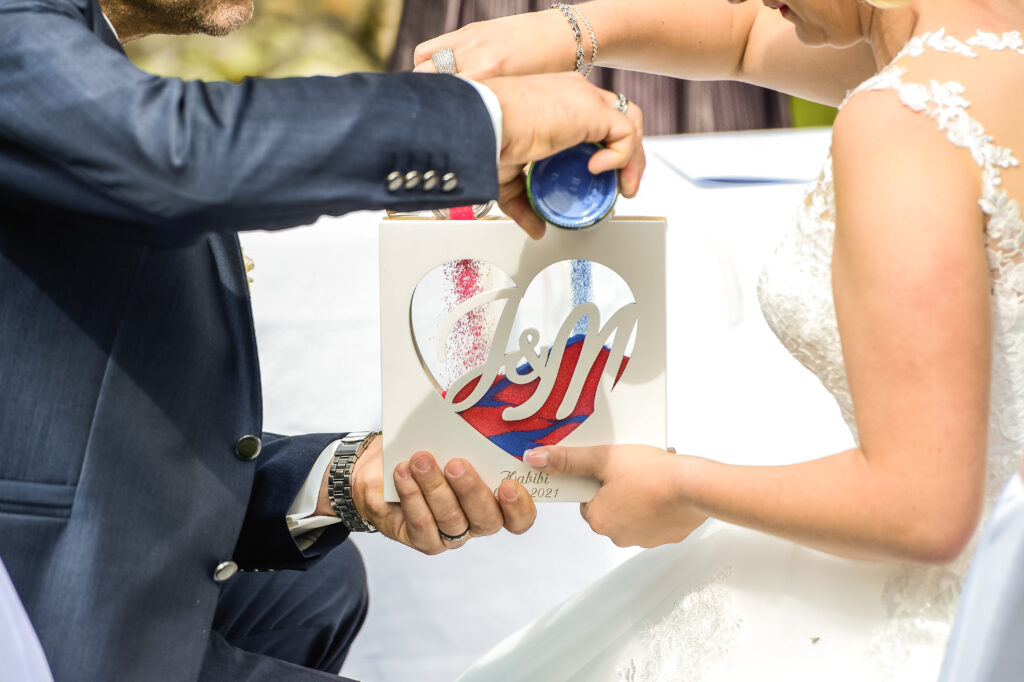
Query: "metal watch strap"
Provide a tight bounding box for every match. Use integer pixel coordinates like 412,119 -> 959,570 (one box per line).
328,431 -> 380,533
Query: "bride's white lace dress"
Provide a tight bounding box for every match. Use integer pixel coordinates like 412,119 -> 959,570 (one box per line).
458,30 -> 1024,682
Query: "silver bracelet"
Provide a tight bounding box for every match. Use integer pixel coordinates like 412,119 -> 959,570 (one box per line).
571,5 -> 598,77
327,431 -> 381,533
551,3 -> 586,74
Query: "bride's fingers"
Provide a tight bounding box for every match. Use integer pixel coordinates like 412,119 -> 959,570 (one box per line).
414,31 -> 468,72
412,39 -> 438,69
524,445 -> 608,478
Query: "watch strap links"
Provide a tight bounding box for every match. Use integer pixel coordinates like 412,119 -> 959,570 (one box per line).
327,431 -> 381,533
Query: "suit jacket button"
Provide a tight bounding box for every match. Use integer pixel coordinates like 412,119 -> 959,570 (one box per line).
404,170 -> 422,190
213,561 -> 238,583
441,172 -> 459,192
422,170 -> 439,191
235,435 -> 262,461
386,171 -> 403,192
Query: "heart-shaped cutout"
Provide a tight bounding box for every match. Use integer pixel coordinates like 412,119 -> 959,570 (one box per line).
411,259 -> 637,458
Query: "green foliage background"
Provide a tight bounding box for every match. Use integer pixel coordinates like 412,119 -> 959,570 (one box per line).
125,0 -> 403,80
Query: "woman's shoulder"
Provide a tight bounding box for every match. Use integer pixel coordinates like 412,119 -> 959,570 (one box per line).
836,29 -> 1024,170
830,77 -> 982,216
832,71 -> 946,151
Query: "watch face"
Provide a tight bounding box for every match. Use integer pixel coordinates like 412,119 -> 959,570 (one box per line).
526,143 -> 618,229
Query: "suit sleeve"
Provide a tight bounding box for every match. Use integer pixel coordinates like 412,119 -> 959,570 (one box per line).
232,432 -> 351,570
0,0 -> 499,247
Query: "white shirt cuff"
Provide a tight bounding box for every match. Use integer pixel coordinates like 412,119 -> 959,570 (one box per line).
286,440 -> 342,547
463,79 -> 502,163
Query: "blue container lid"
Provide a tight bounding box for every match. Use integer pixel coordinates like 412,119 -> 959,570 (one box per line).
527,143 -> 618,229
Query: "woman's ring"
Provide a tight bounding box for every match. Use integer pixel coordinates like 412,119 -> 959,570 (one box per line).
614,92 -> 629,114
431,48 -> 458,75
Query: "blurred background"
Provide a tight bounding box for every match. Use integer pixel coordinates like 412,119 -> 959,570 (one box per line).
127,0 -> 403,80
126,0 -> 837,132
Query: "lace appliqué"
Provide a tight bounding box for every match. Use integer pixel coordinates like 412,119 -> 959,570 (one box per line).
617,567 -> 741,682
854,32 -> 1024,447
901,28 -> 1024,58
759,28 -> 1024,680
757,144 -> 856,437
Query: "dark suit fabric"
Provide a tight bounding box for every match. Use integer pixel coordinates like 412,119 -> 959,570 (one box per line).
211,540 -> 370,676
0,0 -> 498,679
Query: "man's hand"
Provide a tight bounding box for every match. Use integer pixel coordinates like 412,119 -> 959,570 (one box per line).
484,73 -> 645,239
334,436 -> 538,554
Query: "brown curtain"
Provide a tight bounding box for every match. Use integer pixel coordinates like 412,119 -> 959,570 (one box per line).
387,0 -> 790,135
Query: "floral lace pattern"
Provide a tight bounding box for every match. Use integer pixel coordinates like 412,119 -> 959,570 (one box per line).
617,567 -> 741,682
756,29 -> 1024,679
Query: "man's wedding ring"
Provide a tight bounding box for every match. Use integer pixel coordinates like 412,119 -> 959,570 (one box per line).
439,525 -> 471,543
614,92 -> 629,115
432,47 -> 458,75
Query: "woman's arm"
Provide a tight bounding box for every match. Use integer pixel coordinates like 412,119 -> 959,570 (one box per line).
415,1 -> 877,105
526,87 -> 991,564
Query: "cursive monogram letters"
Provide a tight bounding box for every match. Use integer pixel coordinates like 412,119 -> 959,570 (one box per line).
442,286 -> 638,421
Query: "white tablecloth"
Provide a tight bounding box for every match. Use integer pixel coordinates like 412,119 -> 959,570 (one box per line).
238,127 -> 856,682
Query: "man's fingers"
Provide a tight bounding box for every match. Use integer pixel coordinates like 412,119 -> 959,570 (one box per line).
587,93 -> 644,194
408,452 -> 471,546
498,170 -> 546,239
587,126 -> 638,178
497,481 -> 537,534
444,458 -> 504,537
393,460 -> 447,554
523,444 -> 607,478
620,105 -> 645,197
588,146 -> 632,176
619,145 -> 646,198
501,193 -> 545,239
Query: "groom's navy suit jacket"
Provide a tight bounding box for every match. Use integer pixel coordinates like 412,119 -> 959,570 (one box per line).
0,0 -> 497,679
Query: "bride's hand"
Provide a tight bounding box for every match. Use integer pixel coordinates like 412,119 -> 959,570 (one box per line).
524,444 -> 708,548
413,10 -> 579,79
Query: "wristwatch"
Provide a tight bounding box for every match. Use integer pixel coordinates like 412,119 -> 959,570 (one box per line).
327,430 -> 381,533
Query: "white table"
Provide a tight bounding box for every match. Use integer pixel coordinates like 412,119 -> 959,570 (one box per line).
239,127 -> 855,682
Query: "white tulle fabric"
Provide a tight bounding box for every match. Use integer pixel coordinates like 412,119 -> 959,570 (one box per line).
458,31 -> 1024,682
